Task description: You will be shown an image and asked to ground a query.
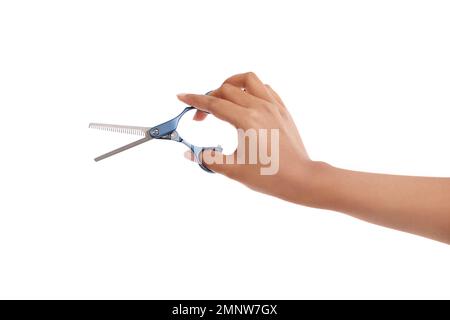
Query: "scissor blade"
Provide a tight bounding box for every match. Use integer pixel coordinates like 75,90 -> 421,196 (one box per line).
94,136 -> 152,162
89,123 -> 150,137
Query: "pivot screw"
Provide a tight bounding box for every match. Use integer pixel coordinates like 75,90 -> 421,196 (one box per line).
150,128 -> 159,136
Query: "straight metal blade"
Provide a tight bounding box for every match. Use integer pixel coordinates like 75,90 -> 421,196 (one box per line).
94,136 -> 152,162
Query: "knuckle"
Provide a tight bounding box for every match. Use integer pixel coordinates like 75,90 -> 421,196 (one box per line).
221,82 -> 233,90
220,83 -> 234,96
261,100 -> 274,111
223,74 -> 237,86
207,97 -> 218,109
247,109 -> 260,124
245,71 -> 257,80
209,88 -> 221,98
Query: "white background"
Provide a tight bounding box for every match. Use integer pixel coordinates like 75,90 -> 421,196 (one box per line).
0,1 -> 449,299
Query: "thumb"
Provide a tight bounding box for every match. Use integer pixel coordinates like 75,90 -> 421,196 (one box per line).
183,149 -> 236,176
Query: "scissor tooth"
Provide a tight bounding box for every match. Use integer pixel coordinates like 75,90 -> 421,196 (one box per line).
89,123 -> 149,136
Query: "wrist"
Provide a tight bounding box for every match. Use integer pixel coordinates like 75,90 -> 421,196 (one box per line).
295,160 -> 336,209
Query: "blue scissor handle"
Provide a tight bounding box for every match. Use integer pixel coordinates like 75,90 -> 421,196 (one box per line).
148,106 -> 193,138
190,144 -> 223,173
149,106 -> 221,173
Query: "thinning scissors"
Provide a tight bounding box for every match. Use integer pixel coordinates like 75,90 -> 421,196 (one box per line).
89,106 -> 222,173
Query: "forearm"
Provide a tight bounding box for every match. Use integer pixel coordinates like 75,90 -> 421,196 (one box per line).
307,162 -> 450,243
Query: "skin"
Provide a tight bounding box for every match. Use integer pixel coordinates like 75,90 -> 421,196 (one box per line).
177,72 -> 450,244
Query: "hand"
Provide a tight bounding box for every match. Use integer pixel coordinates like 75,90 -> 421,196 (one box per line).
177,72 -> 322,205
177,72 -> 450,243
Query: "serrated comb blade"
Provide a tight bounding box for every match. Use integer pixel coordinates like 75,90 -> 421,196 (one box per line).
89,123 -> 150,137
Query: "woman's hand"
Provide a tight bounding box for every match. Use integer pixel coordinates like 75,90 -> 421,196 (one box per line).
178,72 -> 450,244
177,72 -> 323,205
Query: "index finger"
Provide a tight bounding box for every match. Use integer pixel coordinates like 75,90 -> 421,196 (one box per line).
176,93 -> 245,126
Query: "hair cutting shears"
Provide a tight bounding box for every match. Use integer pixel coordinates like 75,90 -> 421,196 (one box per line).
89,106 -> 222,173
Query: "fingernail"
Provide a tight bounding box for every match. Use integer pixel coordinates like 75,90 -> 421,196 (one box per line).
176,93 -> 189,99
